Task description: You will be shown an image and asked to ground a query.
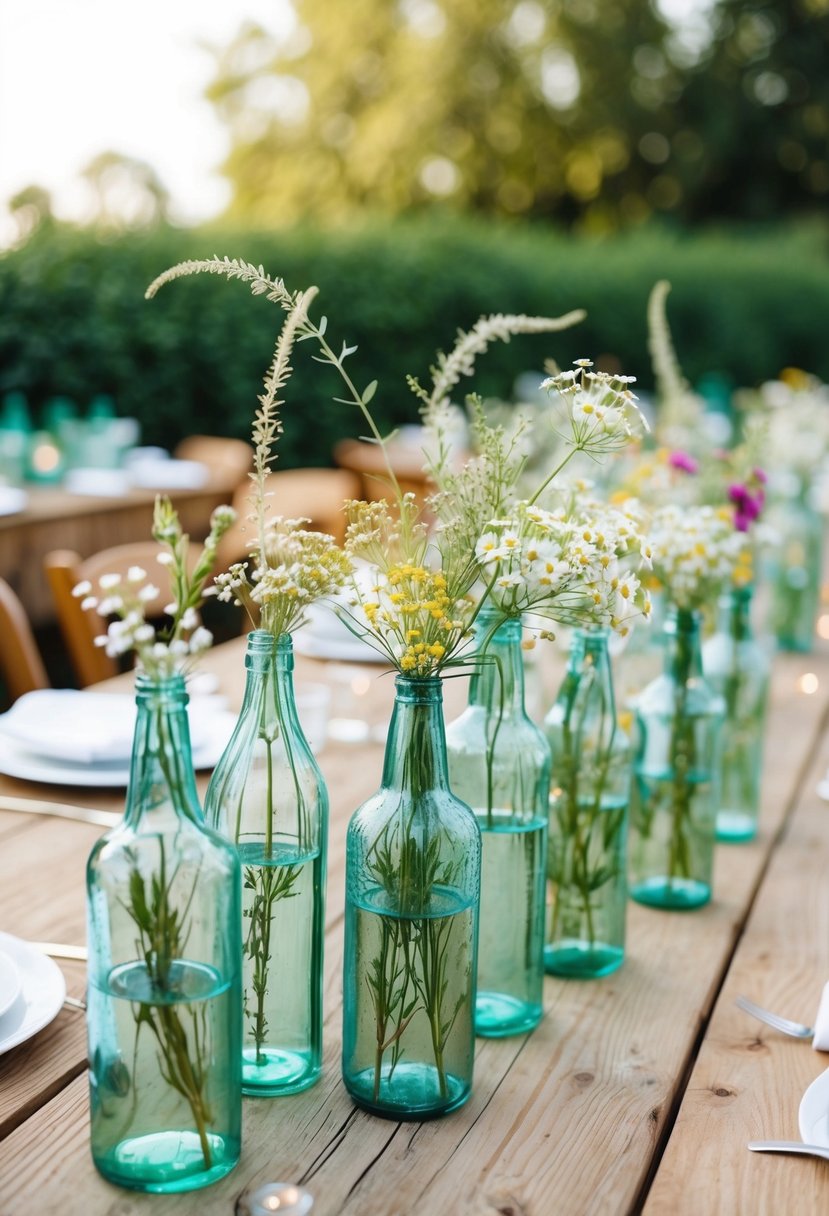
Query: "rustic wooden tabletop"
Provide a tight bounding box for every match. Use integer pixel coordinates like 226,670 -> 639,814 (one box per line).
1,636 -> 828,1215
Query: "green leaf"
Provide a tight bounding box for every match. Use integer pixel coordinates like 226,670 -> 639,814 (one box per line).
362,379 -> 378,405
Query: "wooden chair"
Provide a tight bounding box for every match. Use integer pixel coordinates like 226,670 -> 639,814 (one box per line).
333,438 -> 433,509
44,542 -> 184,687
217,467 -> 361,569
0,578 -> 49,702
173,435 -> 253,491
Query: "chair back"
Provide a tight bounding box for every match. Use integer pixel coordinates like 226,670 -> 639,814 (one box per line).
45,541 -> 176,687
0,578 -> 48,703
217,467 -> 361,568
174,435 -> 253,490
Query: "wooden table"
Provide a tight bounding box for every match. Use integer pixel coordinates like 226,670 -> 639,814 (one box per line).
0,476 -> 241,625
1,637 -> 829,1214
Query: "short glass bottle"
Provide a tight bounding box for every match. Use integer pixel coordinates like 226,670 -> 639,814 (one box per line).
445,609 -> 549,1036
703,585 -> 770,843
544,628 -> 630,978
628,607 -> 724,910
769,479 -> 823,652
342,676 -> 480,1120
205,631 -> 327,1096
86,673 -> 242,1193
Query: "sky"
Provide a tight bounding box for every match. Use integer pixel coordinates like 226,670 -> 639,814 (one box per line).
0,1 -> 290,244
0,0 -> 713,247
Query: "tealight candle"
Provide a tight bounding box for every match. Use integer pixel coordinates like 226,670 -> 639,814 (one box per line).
238,1183 -> 314,1216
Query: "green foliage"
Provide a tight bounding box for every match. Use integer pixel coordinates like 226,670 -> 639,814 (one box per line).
1,218 -> 829,466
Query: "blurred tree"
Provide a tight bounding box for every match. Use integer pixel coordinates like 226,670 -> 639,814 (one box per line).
8,185 -> 54,245
81,151 -> 171,230
671,0 -> 829,221
206,0 -> 682,230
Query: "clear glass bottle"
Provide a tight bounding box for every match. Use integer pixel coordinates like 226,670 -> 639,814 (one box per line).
342,676 -> 480,1119
445,608 -> 549,1036
629,607 -> 724,910
769,479 -> 823,652
205,631 -> 327,1097
86,673 -> 242,1193
703,586 -> 770,843
544,628 -> 630,978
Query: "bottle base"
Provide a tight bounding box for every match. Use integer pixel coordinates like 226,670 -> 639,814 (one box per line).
242,1047 -> 320,1096
630,876 -> 711,910
544,940 -> 624,979
716,809 -> 758,843
94,1131 -> 239,1193
344,1062 -> 471,1120
475,991 -> 542,1037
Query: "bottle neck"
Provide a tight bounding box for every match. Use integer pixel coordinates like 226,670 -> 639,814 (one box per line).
382,677 -> 449,795
568,626 -> 613,680
125,673 -> 202,828
469,611 -> 525,717
239,629 -> 303,742
716,585 -> 753,642
663,607 -> 704,685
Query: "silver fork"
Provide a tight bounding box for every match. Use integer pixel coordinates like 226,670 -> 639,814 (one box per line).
735,995 -> 813,1039
749,1141 -> 829,1162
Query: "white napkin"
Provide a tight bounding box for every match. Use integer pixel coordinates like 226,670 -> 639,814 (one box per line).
813,982 -> 829,1050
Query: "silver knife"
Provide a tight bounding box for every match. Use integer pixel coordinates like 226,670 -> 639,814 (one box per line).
0,795 -> 120,828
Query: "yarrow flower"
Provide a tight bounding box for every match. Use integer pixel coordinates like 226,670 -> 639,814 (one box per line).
216,516 -> 352,635
73,495 -> 236,678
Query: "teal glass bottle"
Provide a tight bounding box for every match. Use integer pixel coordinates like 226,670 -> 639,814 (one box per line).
342,676 -> 480,1119
205,631 -> 327,1096
544,628 -> 629,978
770,478 -> 823,652
629,607 -> 724,910
703,585 -> 770,843
445,608 -> 549,1036
86,673 -> 242,1193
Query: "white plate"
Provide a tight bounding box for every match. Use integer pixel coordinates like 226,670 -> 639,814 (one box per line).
0,487 -> 28,516
0,949 -> 21,1019
129,459 -> 209,490
0,711 -> 237,788
799,1065 -> 829,1146
0,690 -> 231,766
0,932 -> 65,1056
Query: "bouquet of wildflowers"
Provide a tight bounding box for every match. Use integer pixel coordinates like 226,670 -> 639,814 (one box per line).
648,503 -> 751,609
73,495 -> 236,677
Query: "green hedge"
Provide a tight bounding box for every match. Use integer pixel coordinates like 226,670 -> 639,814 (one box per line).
1,218 -> 828,467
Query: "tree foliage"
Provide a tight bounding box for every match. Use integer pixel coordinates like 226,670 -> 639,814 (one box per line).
205,0 -> 829,229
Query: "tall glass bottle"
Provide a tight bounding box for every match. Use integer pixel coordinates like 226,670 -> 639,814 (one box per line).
769,479 -> 823,652
445,608 -> 549,1036
629,607 -> 724,910
703,586 -> 770,843
86,674 -> 242,1193
205,631 -> 326,1097
544,628 -> 629,978
342,676 -> 480,1119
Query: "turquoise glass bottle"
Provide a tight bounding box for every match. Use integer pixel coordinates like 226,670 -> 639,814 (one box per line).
342,676 -> 480,1119
206,631 -> 327,1096
629,607 -> 724,910
703,585 -> 770,843
544,628 -> 629,978
445,608 -> 549,1036
86,673 -> 242,1193
770,479 -> 823,652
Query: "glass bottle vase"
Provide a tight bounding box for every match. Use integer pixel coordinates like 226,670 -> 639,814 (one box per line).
703,586 -> 770,843
342,675 -> 480,1120
543,628 -> 629,978
86,673 -> 242,1193
205,631 -> 327,1097
769,481 -> 823,652
445,609 -> 549,1036
628,607 -> 724,910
